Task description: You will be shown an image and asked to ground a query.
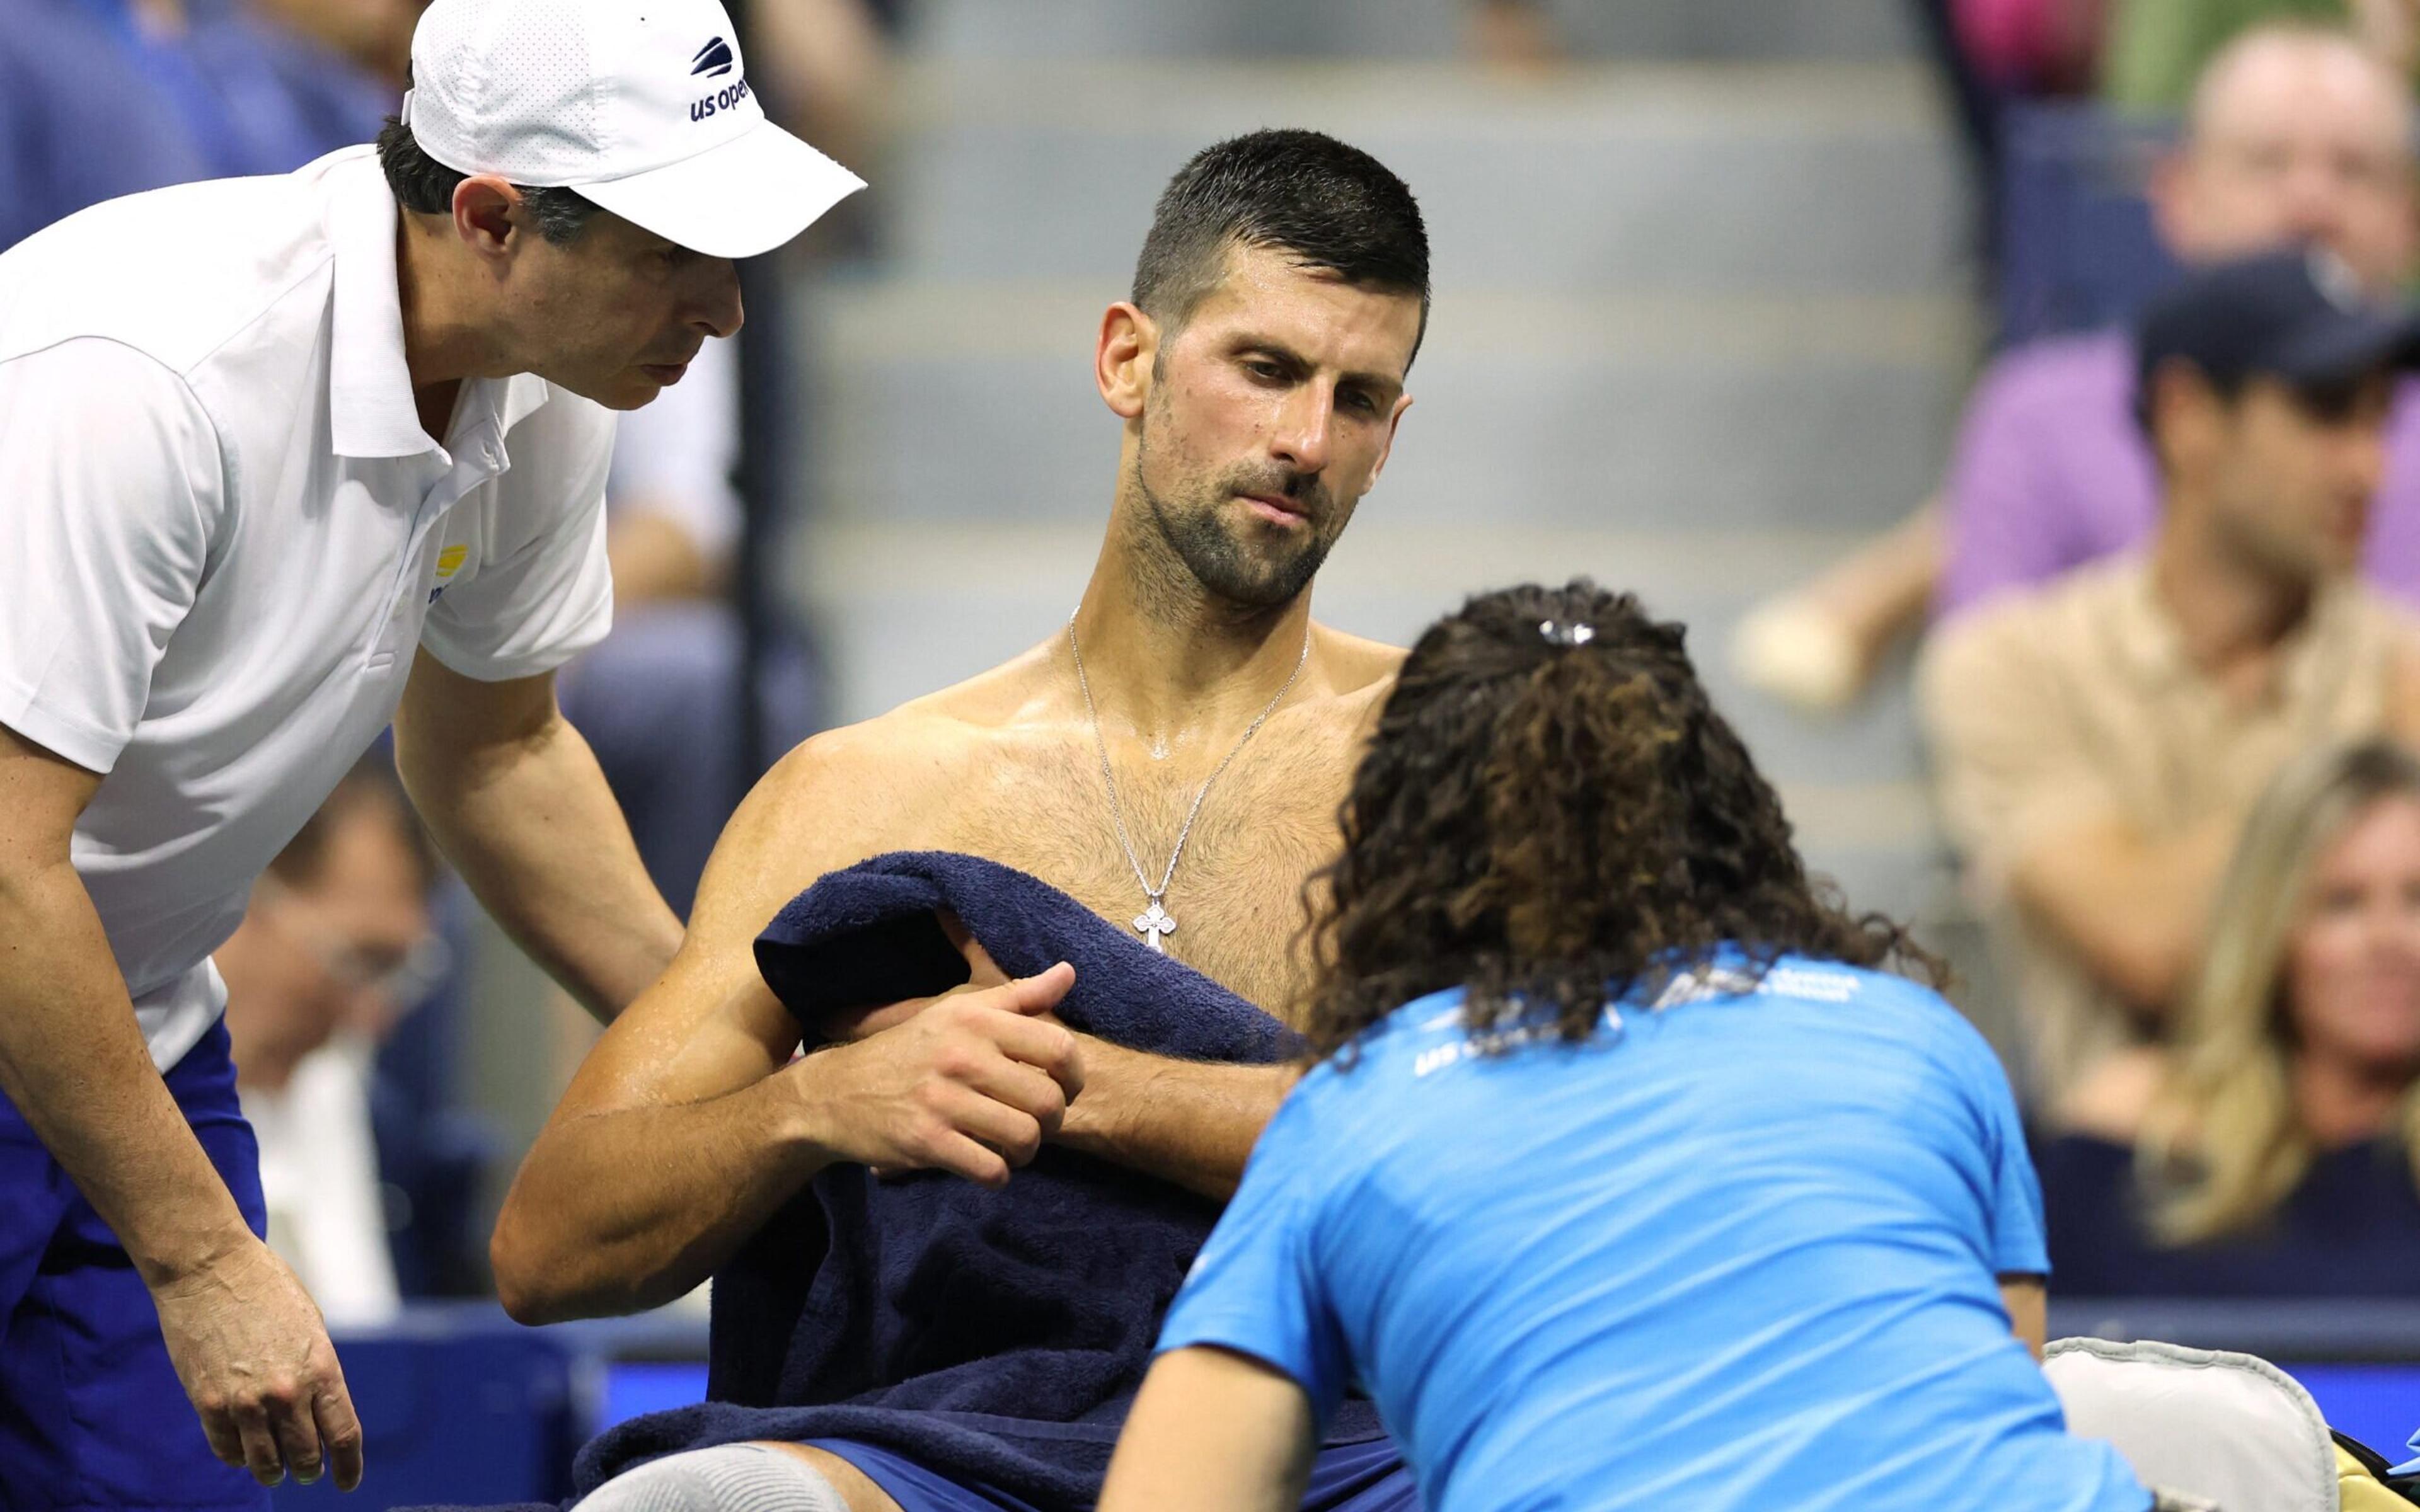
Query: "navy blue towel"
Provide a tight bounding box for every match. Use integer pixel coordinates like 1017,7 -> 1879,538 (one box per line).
414,851 -> 1377,1512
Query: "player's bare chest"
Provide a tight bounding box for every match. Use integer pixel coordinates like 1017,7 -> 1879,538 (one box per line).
927,733 -> 1352,1017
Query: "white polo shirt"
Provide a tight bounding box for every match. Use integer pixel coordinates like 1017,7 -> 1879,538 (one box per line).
0,146 -> 616,1072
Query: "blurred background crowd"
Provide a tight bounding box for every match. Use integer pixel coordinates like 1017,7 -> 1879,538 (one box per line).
11,0 -> 2419,1438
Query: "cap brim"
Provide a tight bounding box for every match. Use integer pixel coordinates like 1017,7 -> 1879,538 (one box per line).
574,121 -> 865,260
2270,307 -> 2420,389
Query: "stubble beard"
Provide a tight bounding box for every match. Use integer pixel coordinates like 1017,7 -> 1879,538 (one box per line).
1131,419 -> 1340,617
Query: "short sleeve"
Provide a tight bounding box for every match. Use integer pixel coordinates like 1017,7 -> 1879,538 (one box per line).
1939,1013 -> 2051,1277
419,399 -> 616,683
0,339 -> 220,772
1915,602 -> 2122,896
1155,1082 -> 1352,1426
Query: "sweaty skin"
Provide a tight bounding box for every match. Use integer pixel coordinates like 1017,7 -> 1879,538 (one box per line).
493,242 -> 1423,1320
496,235 -> 1423,1512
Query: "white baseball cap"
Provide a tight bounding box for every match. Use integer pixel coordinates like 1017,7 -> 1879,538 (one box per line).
400,0 -> 866,259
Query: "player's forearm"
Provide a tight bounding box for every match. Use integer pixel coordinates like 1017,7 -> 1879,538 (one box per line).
0,860 -> 251,1286
492,1065 -> 836,1323
1052,1038 -> 1297,1200
401,711 -> 681,1021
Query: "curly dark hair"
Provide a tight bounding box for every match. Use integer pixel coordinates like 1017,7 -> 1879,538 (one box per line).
1304,580 -> 1939,1059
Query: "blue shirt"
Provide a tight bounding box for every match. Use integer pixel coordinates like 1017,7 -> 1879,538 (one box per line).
1160,956 -> 2149,1512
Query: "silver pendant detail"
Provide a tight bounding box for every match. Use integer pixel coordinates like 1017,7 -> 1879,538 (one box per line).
1134,898 -> 1176,953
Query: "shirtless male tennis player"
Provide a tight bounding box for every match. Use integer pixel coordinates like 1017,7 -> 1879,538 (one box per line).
492,129 -> 1430,1512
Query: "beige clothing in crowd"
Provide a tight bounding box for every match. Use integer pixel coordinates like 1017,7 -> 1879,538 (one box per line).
1918,554 -> 2420,1104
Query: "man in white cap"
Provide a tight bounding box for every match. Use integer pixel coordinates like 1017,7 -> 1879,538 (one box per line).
0,1 -> 861,1504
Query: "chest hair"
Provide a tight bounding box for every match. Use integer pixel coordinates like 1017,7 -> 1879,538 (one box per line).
931,718 -> 1356,1021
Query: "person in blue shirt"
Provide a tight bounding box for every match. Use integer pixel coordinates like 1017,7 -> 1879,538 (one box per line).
1100,580 -> 2152,1512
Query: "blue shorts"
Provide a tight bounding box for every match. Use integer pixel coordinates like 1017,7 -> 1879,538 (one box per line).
806,1434 -> 1417,1512
0,1019 -> 271,1511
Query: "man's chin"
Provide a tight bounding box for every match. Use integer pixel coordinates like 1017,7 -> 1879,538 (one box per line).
568,372 -> 669,412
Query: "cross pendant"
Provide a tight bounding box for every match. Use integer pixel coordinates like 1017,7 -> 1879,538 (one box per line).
1133,898 -> 1176,953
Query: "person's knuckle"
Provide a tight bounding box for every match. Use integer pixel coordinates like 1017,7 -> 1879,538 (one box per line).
1005,1118 -> 1042,1164
906,1112 -> 950,1153
325,1424 -> 364,1455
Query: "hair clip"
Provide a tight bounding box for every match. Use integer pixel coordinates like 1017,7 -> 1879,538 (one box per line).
1540,619 -> 1596,647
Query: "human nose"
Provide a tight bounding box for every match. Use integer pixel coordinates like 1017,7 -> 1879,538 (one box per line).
2281,160 -> 2350,245
689,259 -> 744,339
1269,382 -> 1333,474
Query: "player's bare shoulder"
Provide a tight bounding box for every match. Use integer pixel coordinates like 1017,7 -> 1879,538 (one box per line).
742,637 -> 1069,847
1308,623 -> 1405,738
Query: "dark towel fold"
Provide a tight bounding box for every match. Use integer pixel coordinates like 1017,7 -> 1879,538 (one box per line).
413,851 -> 1379,1512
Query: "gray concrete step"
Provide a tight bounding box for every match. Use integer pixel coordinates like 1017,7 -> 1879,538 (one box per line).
868,59 -> 1968,295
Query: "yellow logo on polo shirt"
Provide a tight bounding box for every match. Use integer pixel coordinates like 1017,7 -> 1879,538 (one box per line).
429,544 -> 470,604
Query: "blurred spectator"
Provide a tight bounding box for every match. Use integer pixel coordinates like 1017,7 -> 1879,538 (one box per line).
1735,21 -> 2419,711
1951,0 -> 2109,95
1919,0 -> 2108,283
1465,0 -> 1560,71
2102,0 -> 2420,113
2037,738 -> 2420,1295
217,754 -> 442,1326
0,0 -> 395,253
246,0 -> 418,86
1918,249 -> 2420,1110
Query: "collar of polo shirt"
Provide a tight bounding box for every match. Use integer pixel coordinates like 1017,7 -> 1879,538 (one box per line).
326,164 -> 550,460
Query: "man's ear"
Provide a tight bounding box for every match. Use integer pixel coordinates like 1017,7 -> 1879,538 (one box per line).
1364,392 -> 1414,490
451,176 -> 524,262
1096,301 -> 1157,420
2148,358 -> 2227,476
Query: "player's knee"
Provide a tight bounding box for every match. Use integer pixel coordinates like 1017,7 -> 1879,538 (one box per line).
574,1443 -> 850,1511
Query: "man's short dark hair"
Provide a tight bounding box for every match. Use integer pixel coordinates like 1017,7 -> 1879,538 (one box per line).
1131,129 -> 1431,365
376,117 -> 602,246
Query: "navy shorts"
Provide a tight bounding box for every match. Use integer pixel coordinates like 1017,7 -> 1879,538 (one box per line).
0,1019 -> 272,1511
806,1433 -> 1418,1512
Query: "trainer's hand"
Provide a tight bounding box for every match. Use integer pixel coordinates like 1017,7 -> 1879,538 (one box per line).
794,963 -> 1083,1187
149,1234 -> 364,1491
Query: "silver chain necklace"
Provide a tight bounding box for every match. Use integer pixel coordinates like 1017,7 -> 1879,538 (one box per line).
1068,614 -> 1310,953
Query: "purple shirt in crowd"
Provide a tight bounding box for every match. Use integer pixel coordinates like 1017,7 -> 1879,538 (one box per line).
1936,329 -> 2420,617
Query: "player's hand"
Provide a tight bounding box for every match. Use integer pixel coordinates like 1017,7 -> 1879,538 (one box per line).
149,1233 -> 364,1491
793,962 -> 1083,1186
